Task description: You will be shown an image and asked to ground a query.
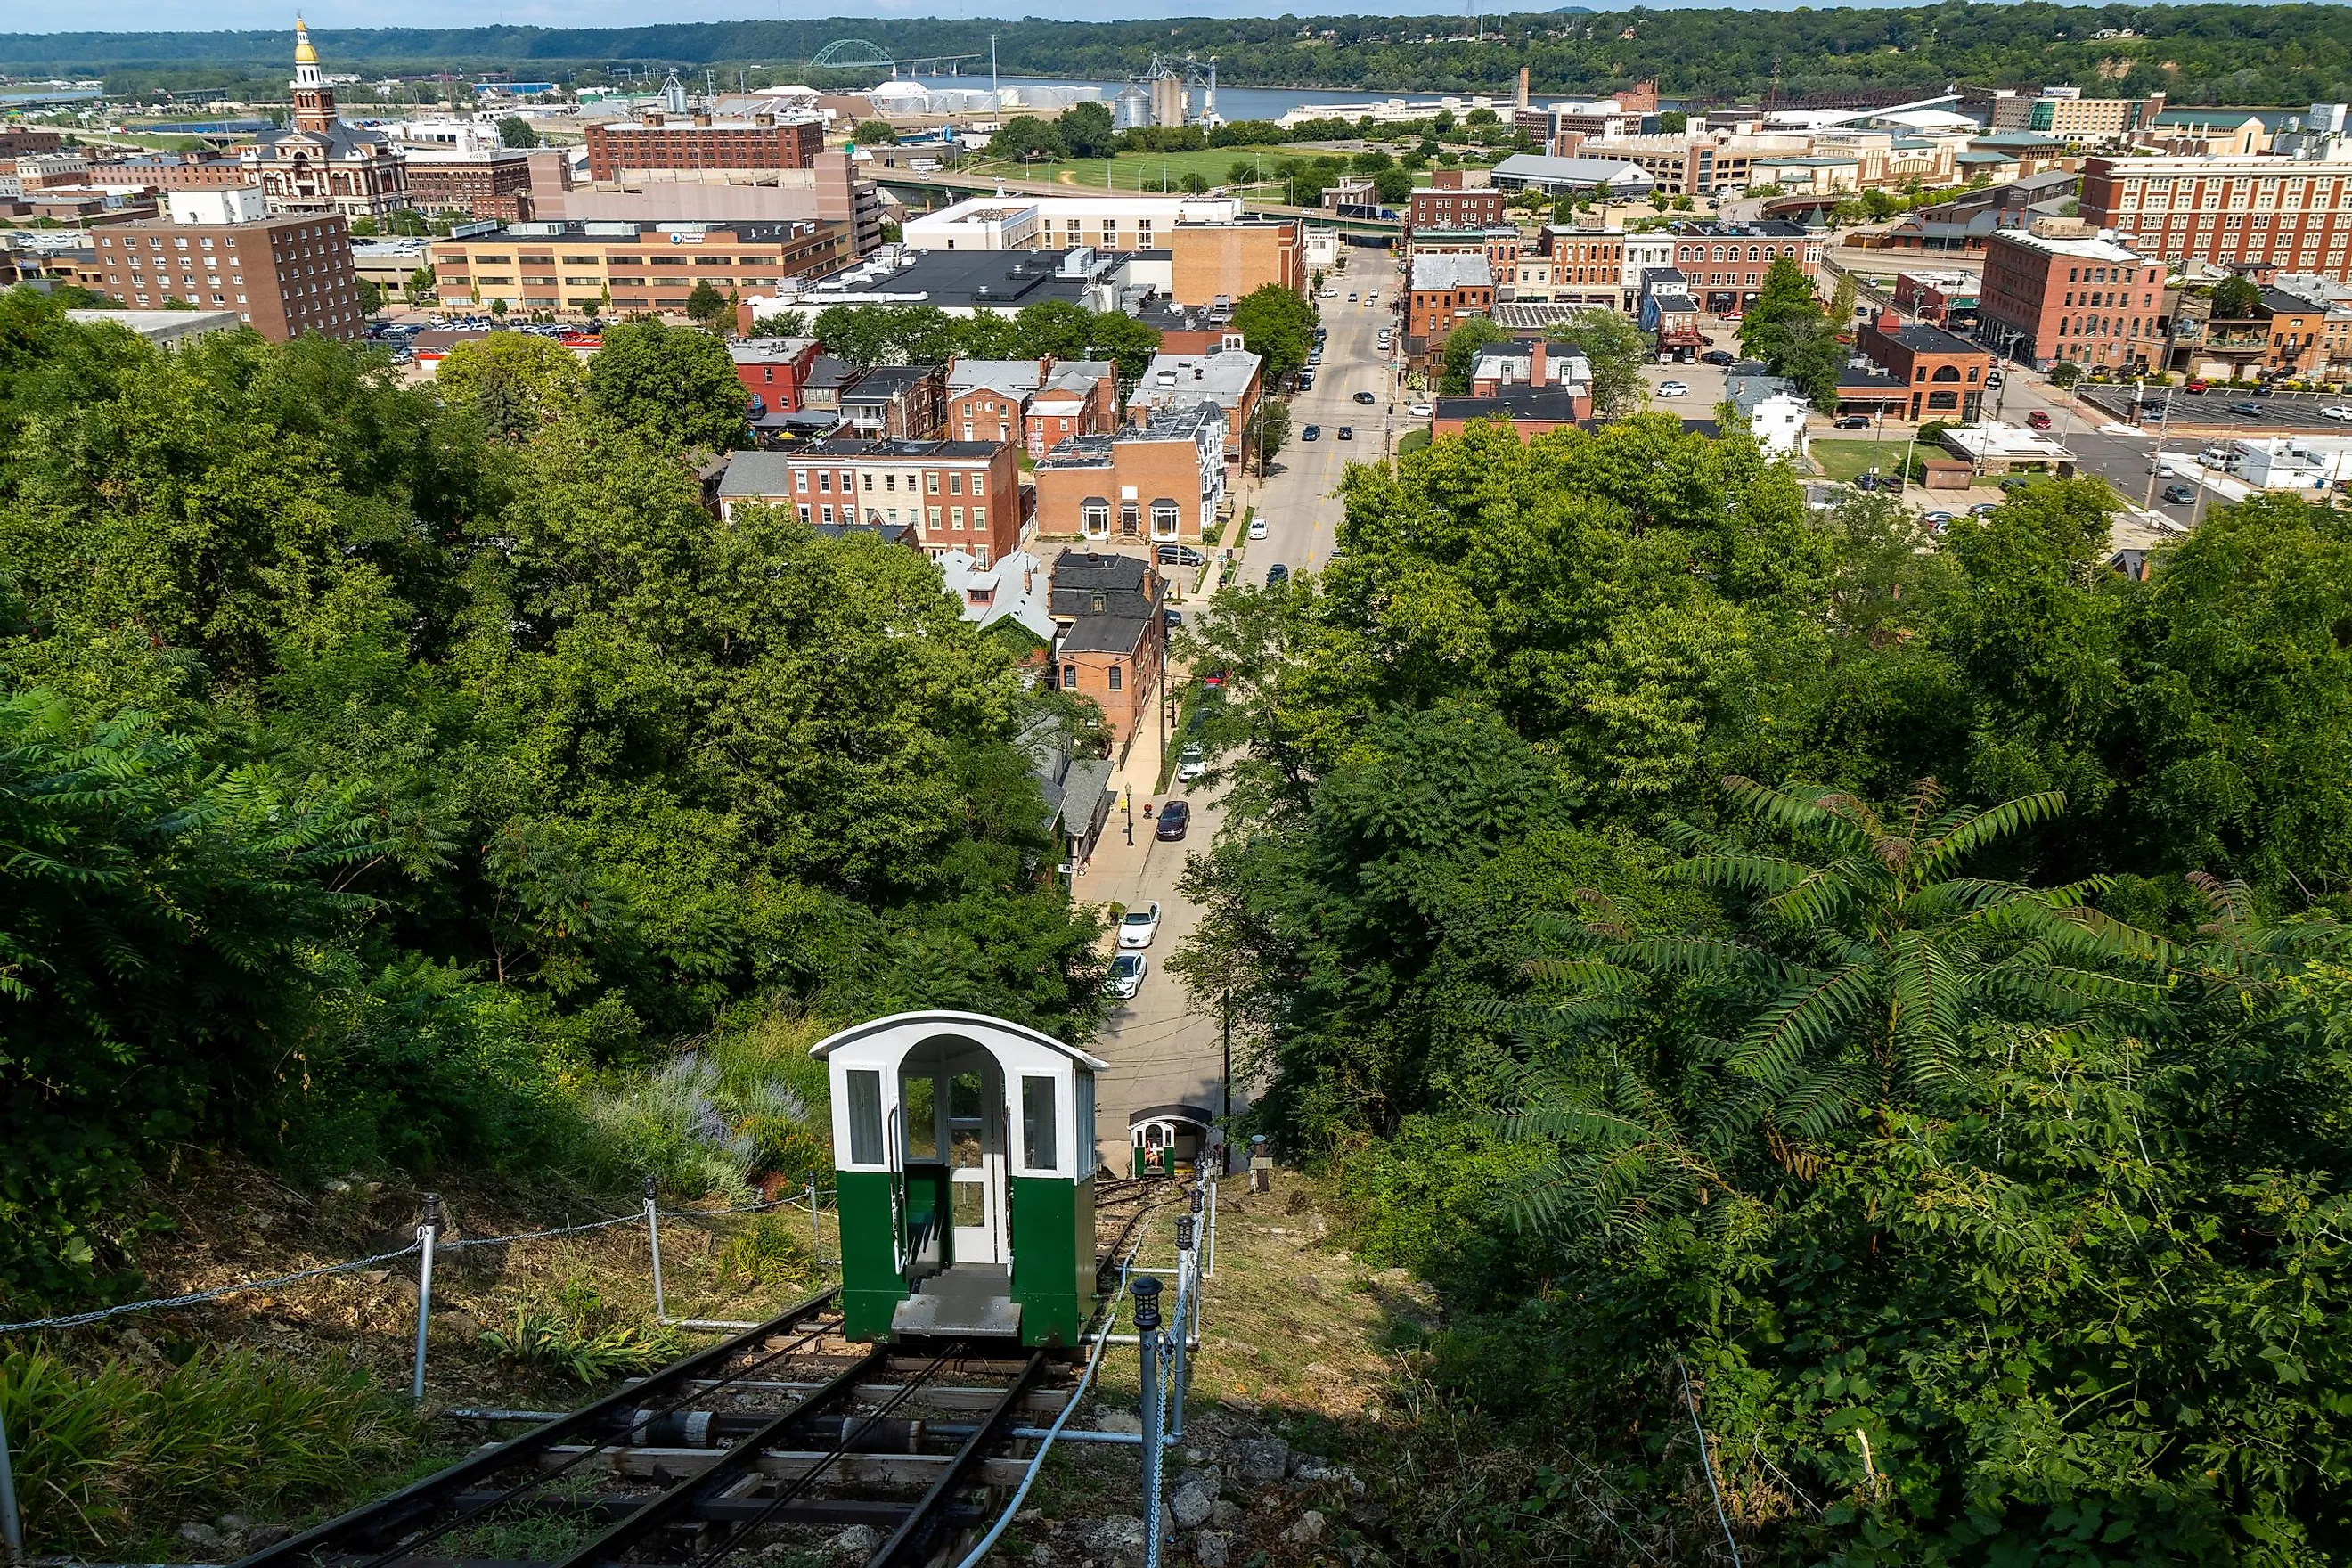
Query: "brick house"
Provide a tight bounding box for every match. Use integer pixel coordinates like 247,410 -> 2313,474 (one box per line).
1049,550 -> 1166,754
1408,187 -> 1507,234
715,439 -> 1023,567
839,364 -> 946,439
1858,314 -> 1993,422
1127,347 -> 1262,464
1405,251 -> 1496,363
1975,223 -> 2166,372
1033,403 -> 1226,544
947,359 -> 1049,445
1669,219 -> 1823,316
1023,361 -> 1121,458
731,337 -> 822,418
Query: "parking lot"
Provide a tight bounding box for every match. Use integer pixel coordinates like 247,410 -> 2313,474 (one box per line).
2081,384 -> 2352,435
1640,360 -> 1728,412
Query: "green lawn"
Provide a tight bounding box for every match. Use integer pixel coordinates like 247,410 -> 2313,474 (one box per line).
963,148 -> 1303,197
1808,437 -> 1908,483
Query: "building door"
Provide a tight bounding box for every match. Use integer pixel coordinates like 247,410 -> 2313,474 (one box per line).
947,1064 -> 1007,1266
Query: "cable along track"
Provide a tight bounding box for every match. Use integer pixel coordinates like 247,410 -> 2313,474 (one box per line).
233,1287 -> 1066,1568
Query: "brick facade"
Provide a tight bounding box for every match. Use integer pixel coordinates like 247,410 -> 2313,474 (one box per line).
86,210 -> 364,340
587,112 -> 826,181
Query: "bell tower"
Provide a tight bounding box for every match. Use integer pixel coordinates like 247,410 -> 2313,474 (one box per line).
290,16 -> 336,135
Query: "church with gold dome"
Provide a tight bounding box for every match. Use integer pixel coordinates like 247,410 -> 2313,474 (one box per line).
240,19 -> 410,221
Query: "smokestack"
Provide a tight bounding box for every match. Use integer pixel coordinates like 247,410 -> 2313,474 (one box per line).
1517,66 -> 1531,110
1530,337 -> 1547,385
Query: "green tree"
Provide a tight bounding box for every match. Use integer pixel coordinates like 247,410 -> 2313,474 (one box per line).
1372,165 -> 1414,204
1243,395 -> 1290,474
2210,274 -> 2265,319
2047,360 -> 2084,390
987,114 -> 1066,163
435,331 -> 587,440
496,115 -> 540,148
850,118 -> 897,146
355,277 -> 383,314
1057,100 -> 1117,159
585,318 -> 747,452
683,278 -> 730,332
1086,311 -> 1164,385
404,264 -> 437,303
1547,309 -> 1649,418
1014,300 -> 1093,363
1229,282 -> 1318,386
1437,317 -> 1509,396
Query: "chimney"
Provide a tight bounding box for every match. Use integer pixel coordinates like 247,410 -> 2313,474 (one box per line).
641,110 -> 663,127
1530,337 -> 1548,386
1517,66 -> 1531,110
755,111 -> 776,127
1876,308 -> 1903,332
692,110 -> 714,127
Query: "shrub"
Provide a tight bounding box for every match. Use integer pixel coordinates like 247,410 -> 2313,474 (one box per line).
478,1283 -> 681,1384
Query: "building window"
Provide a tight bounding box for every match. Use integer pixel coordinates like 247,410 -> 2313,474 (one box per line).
1061,663 -> 1077,688
973,507 -> 986,530
1107,665 -> 1123,692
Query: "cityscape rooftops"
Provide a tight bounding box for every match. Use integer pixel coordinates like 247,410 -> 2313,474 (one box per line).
948,358 -> 1049,396
1035,402 -> 1222,470
1870,322 -> 1989,355
1991,226 -> 2148,265
1410,251 -> 1496,290
441,218 -> 832,244
1131,347 -> 1262,406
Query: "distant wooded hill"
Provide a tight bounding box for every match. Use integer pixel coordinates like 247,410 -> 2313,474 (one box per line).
2,5 -> 2347,107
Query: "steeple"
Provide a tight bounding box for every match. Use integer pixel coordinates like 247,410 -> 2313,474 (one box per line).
290,16 -> 337,135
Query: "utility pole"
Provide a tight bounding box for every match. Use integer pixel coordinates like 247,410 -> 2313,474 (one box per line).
2142,380 -> 2178,509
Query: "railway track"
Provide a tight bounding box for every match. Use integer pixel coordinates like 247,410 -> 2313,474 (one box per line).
236,1289 -> 1066,1568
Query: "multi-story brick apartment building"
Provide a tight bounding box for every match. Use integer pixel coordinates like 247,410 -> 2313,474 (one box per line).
0,128 -> 65,159
404,150 -> 537,223
1975,222 -> 2167,372
1405,250 -> 1495,361
714,439 -> 1024,568
1539,226 -> 1627,308
586,110 -> 825,182
1047,550 -> 1165,753
1033,402 -> 1226,545
1127,346 -> 1262,461
431,218 -> 854,318
1669,219 -> 1824,315
731,336 -> 822,418
81,188 -> 365,340
1023,362 -> 1120,458
2081,155 -> 2352,283
1407,186 -> 1507,234
839,364 -> 947,440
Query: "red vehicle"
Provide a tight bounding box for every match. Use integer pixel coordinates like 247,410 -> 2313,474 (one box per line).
2026,410 -> 2054,430
2185,379 -> 2209,394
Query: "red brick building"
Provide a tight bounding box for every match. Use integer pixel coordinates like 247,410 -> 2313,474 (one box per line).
404,152 -> 537,222
1408,186 -> 1507,234
0,128 -> 65,158
1033,402 -> 1226,545
2083,156 -> 2352,282
1976,224 -> 2167,372
85,204 -> 365,340
731,336 -> 821,417
1406,250 -> 1496,362
1048,550 -> 1166,753
1024,362 -> 1120,458
715,439 -> 1024,568
587,110 -> 826,181
1668,219 -> 1824,316
1858,312 -> 1993,422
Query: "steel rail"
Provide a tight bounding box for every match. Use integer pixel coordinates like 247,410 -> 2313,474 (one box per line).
231,1287 -> 842,1568
869,1351 -> 1049,1568
544,1343 -> 894,1568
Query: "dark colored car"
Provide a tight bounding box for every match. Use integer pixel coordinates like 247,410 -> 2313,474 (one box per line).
1833,414 -> 1870,429
1337,426 -> 1354,440
1264,563 -> 1290,585
1353,390 -> 1376,405
2231,402 -> 2263,417
2253,382 -> 2276,396
1701,350 -> 1735,366
1853,473 -> 1891,492
1155,799 -> 1191,841
1156,543 -> 1205,567
1301,424 -> 1321,440
1164,607 -> 1184,627
2162,484 -> 2197,505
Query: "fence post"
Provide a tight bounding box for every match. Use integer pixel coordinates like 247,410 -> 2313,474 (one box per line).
411,1194 -> 441,1403
1203,1178 -> 1217,1278
0,1390 -> 27,1568
1132,1277 -> 1165,1568
807,1180 -> 821,1264
643,1177 -> 667,1323
1170,1215 -> 1196,1444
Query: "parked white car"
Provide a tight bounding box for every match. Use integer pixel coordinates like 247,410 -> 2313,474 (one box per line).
1118,901 -> 1164,948
1177,744 -> 1206,782
1248,516 -> 1269,540
2324,404 -> 2352,421
1409,403 -> 1434,417
1105,951 -> 1147,1000
1657,380 -> 1691,397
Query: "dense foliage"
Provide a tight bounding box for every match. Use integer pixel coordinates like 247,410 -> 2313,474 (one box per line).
0,295 -> 1104,1310
21,8 -> 2352,108
1173,419 -> 2352,1560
